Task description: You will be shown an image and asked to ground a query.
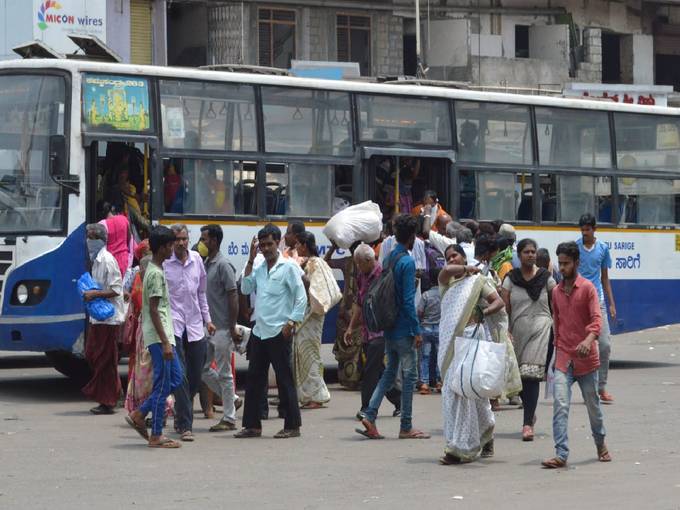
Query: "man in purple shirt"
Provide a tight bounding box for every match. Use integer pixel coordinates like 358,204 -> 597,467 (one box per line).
344,243 -> 401,421
165,223 -> 216,442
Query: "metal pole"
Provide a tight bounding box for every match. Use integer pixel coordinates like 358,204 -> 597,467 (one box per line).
415,0 -> 422,77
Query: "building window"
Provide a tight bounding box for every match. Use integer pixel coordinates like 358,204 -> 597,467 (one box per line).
337,14 -> 371,76
515,25 -> 529,58
258,8 -> 296,68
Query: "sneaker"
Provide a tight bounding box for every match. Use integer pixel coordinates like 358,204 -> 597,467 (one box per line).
393,408 -> 401,418
599,391 -> 615,404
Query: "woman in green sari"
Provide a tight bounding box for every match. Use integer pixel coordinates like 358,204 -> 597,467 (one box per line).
437,244 -> 522,465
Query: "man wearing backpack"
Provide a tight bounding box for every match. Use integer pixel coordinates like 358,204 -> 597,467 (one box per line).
356,214 -> 431,440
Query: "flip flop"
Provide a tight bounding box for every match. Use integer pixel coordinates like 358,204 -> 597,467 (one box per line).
273,428 -> 301,438
234,428 -> 262,438
180,430 -> 195,442
148,438 -> 181,449
300,402 -> 324,410
399,429 -> 431,439
439,454 -> 462,465
355,428 -> 384,439
210,422 -> 237,432
90,405 -> 114,415
541,457 -> 568,469
597,448 -> 612,462
234,398 -> 243,412
125,415 -> 149,440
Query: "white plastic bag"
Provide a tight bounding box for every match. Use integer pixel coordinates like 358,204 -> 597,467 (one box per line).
234,325 -> 252,355
322,201 -> 383,249
450,334 -> 507,400
308,258 -> 342,315
544,349 -> 556,400
332,197 -> 350,215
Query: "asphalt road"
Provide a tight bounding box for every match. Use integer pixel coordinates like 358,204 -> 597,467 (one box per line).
0,325 -> 679,509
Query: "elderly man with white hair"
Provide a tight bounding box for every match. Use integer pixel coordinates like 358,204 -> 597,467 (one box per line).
82,222 -> 125,415
343,243 -> 401,421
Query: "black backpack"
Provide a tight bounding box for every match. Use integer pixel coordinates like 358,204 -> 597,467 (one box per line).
362,251 -> 407,334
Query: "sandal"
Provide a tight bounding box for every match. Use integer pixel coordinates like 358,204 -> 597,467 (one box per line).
125,415 -> 149,440
435,382 -> 443,393
541,457 -> 568,469
439,454 -> 462,465
210,422 -> 237,432
597,444 -> 612,462
355,428 -> 384,439
522,426 -> 534,442
274,428 -> 301,438
481,439 -> 495,458
180,430 -> 195,442
148,437 -> 181,449
419,385 -> 431,395
356,418 -> 384,439
300,402 -> 324,410
490,399 -> 501,412
234,428 -> 262,438
399,429 -> 431,439
90,404 -> 114,415
234,398 -> 243,412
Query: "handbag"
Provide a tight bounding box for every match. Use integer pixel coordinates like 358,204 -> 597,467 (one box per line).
450,325 -> 507,400
308,258 -> 342,315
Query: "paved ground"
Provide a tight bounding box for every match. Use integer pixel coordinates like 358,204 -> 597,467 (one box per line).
0,325 -> 679,509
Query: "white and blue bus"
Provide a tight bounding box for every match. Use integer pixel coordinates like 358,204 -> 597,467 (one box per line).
0,58 -> 678,377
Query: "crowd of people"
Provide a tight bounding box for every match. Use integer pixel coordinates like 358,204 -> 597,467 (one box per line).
81,193 -> 616,466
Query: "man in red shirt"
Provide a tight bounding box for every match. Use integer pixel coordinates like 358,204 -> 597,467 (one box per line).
542,241 -> 612,469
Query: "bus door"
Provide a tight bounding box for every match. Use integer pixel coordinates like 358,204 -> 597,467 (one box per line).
84,137 -> 157,239
361,146 -> 456,224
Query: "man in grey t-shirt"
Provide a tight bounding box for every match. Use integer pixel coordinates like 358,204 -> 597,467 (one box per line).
200,224 -> 243,431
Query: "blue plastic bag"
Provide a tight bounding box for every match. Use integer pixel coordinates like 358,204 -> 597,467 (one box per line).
77,272 -> 115,322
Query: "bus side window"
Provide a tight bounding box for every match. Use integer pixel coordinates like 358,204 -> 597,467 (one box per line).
617,178 -> 678,225
266,163 -> 333,217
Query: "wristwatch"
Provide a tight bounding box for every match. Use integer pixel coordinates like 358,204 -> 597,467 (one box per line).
286,320 -> 295,327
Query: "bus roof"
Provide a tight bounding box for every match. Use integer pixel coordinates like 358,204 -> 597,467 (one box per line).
0,58 -> 676,117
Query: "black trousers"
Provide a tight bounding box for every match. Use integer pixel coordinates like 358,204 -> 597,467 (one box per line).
361,337 -> 401,411
173,333 -> 207,433
243,332 -> 301,431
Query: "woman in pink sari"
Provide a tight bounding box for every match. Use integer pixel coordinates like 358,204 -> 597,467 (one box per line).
97,200 -> 131,278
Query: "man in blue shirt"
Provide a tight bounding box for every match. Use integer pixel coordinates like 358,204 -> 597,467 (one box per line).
576,214 -> 616,404
357,214 -> 431,440
236,224 -> 307,439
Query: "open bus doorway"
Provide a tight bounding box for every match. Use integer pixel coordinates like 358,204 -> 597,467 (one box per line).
370,155 -> 452,228
86,140 -> 152,238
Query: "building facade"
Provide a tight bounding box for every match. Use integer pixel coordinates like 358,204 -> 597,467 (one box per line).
3,0 -> 680,91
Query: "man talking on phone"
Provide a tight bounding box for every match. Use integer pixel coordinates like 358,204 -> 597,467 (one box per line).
236,224 -> 307,439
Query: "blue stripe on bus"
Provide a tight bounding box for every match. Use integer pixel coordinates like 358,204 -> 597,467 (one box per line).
609,279 -> 678,335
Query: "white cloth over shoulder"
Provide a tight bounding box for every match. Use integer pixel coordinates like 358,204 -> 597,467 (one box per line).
322,201 -> 382,249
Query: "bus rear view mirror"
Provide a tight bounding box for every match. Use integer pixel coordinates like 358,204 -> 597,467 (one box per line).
49,135 -> 66,178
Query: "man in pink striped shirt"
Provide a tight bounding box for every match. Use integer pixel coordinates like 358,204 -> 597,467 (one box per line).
542,241 -> 612,469
164,223 -> 216,442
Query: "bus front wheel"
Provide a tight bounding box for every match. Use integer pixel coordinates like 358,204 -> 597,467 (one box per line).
44,350 -> 92,384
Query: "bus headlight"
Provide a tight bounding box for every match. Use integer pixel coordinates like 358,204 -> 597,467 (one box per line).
11,280 -> 51,306
16,284 -> 28,304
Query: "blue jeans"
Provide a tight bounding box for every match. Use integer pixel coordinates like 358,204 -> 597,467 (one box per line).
553,365 -> 606,462
139,343 -> 182,436
419,325 -> 441,385
598,300 -> 611,392
364,336 -> 417,432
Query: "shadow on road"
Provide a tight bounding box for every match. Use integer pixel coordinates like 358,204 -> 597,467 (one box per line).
0,355 -> 51,370
610,360 -> 677,370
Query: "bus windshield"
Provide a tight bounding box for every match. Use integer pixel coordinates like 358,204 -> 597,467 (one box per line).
0,74 -> 66,232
